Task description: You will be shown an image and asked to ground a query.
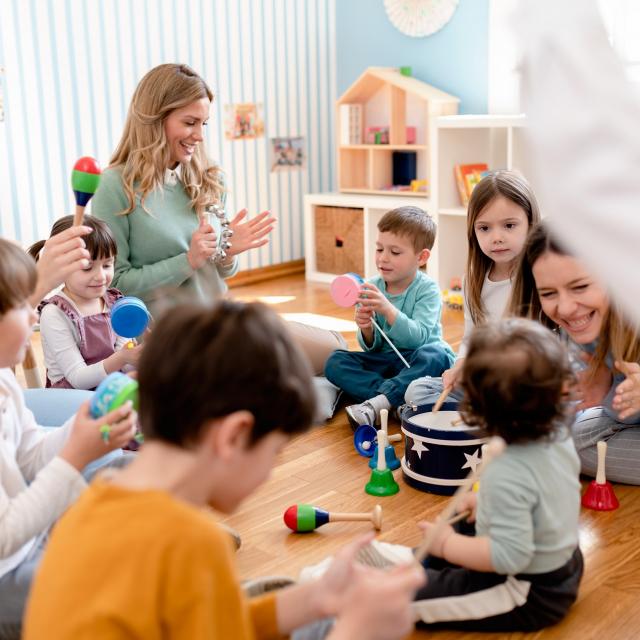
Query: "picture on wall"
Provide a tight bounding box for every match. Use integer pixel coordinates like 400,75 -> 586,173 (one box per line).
225,102 -> 264,140
269,136 -> 306,172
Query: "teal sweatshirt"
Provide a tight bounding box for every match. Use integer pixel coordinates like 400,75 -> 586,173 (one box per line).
357,271 -> 454,358
91,167 -> 238,316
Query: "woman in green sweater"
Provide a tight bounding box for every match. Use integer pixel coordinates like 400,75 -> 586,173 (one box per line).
92,64 -> 345,393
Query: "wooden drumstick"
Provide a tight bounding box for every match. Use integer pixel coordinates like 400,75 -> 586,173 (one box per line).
414,436 -> 506,563
431,384 -> 452,414
284,503 -> 383,532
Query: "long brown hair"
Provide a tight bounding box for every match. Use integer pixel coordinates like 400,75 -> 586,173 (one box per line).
509,222 -> 640,374
466,170 -> 541,325
110,63 -> 224,217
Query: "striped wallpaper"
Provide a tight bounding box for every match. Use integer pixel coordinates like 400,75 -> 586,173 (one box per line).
0,0 -> 336,270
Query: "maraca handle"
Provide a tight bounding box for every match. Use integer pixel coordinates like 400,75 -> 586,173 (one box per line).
73,204 -> 85,227
329,512 -> 373,523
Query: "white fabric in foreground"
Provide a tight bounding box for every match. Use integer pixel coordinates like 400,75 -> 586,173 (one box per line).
517,0 -> 640,324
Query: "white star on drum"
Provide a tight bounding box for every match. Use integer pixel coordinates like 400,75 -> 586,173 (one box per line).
461,448 -> 481,473
411,439 -> 429,459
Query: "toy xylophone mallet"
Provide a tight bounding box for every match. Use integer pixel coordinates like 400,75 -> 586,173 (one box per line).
71,157 -> 101,225
284,503 -> 383,532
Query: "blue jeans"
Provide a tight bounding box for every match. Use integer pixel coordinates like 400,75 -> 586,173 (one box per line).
404,375 -> 465,406
325,344 -> 454,407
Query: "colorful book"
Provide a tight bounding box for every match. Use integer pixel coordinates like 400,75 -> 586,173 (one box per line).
454,163 -> 489,206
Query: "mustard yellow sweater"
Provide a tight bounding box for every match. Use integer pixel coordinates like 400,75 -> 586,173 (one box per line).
24,481 -> 282,640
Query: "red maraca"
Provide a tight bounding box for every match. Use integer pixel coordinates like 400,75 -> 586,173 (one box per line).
284,503 -> 383,532
71,157 -> 101,225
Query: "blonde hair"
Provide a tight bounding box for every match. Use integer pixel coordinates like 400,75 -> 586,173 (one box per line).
377,206 -> 436,252
0,239 -> 37,314
509,222 -> 640,376
110,63 -> 224,217
465,170 -> 540,325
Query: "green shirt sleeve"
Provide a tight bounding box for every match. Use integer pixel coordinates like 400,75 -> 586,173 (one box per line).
92,169 -> 195,299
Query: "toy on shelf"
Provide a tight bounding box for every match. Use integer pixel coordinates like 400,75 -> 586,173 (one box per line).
365,126 -> 390,145
90,372 -> 141,444
365,430 -> 400,497
111,296 -> 151,348
71,157 -> 101,226
284,503 -> 383,532
581,441 -> 619,511
414,436 -> 506,563
442,277 -> 463,311
454,163 -> 489,207
330,273 -> 410,369
367,409 -> 400,470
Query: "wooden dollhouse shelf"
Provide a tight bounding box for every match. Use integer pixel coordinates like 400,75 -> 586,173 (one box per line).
337,67 -> 459,197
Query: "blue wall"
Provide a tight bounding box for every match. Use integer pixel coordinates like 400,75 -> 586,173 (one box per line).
336,0 -> 488,114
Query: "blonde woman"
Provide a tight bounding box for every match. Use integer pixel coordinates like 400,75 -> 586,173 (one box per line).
93,64 -> 346,410
92,63 -> 274,314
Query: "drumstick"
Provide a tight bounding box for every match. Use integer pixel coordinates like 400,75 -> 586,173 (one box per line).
414,436 -> 506,564
431,385 -> 452,414
371,318 -> 411,369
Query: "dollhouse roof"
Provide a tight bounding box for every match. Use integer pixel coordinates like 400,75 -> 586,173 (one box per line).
337,67 -> 459,106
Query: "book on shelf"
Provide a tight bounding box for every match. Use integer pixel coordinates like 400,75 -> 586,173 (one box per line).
454,163 -> 489,206
339,104 -> 363,145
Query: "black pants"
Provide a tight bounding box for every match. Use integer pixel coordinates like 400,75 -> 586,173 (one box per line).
414,540 -> 584,632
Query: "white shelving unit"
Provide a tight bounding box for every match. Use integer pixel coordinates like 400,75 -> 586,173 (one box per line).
304,192 -> 429,283
430,114 -> 528,289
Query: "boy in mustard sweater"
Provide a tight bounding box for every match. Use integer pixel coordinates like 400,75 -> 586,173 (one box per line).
24,301 -> 423,640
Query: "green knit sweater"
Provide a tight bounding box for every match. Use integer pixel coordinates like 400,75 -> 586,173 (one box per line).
92,167 -> 238,316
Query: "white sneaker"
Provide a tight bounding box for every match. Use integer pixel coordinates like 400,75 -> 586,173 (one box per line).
345,402 -> 377,430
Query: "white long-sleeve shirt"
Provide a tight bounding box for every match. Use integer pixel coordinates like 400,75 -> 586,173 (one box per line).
457,275 -> 512,359
39,291 -> 128,389
0,369 -> 86,578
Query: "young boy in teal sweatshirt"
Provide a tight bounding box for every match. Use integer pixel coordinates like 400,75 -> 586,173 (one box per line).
325,206 -> 454,428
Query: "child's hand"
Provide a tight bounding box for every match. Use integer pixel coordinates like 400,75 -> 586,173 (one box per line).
118,342 -> 143,367
454,491 -> 478,523
59,400 -> 137,471
613,360 -> 640,419
417,520 -> 455,558
355,305 -> 373,330
30,225 -> 92,305
317,535 -> 424,640
357,283 -> 397,324
187,219 -> 217,269
442,359 -> 464,390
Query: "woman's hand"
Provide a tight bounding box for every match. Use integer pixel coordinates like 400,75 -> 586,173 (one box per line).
29,225 -> 92,305
613,360 -> 640,419
575,353 -> 612,410
187,219 -> 217,269
357,283 -> 397,325
226,209 -> 276,256
59,400 -> 137,471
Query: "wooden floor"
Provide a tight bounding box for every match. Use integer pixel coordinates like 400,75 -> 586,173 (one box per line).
225,274 -> 640,640
21,274 -> 640,639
